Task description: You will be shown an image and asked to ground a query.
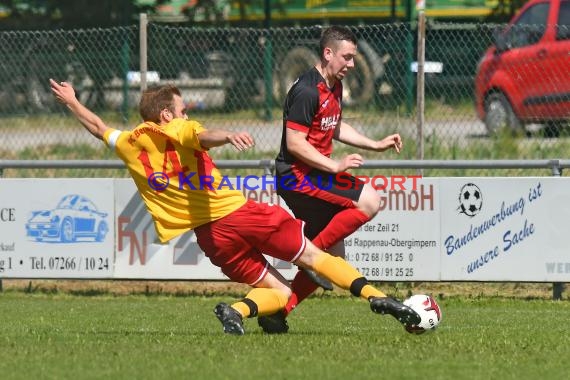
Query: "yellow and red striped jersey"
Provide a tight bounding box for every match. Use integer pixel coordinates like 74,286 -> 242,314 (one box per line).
104,119 -> 246,242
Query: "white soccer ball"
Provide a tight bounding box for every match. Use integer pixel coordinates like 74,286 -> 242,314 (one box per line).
403,294 -> 442,334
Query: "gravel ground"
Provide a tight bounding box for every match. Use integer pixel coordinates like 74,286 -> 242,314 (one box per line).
0,279 -> 565,300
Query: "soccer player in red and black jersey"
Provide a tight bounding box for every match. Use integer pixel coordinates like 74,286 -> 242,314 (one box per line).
266,26 -> 404,333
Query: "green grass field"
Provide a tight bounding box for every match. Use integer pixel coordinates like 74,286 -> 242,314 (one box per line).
0,291 -> 568,380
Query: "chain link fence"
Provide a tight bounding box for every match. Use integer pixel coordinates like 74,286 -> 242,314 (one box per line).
0,21 -> 568,178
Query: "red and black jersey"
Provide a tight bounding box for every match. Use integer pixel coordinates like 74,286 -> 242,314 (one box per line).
276,67 -> 343,178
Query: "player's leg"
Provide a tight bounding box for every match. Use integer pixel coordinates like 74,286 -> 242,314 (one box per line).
277,192 -> 335,316
355,181 -> 381,217
214,265 -> 292,336
311,181 -> 379,250
252,203 -> 420,328
195,209 -> 293,335
230,265 -> 291,319
282,240 -> 343,316
279,174 -> 375,316
293,240 -> 421,326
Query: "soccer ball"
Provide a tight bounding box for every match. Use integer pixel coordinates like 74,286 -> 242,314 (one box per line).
459,183 -> 483,217
403,294 -> 442,334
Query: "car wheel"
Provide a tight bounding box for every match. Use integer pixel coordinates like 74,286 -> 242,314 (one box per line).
542,121 -> 561,138
60,218 -> 75,243
277,46 -> 320,103
484,92 -> 522,135
95,222 -> 108,242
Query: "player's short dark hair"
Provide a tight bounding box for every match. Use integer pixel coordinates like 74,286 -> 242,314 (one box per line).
319,25 -> 357,58
139,84 -> 181,123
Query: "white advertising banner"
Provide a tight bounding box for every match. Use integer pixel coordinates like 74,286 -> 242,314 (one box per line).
439,177 -> 570,281
0,179 -> 114,278
3,177 -> 569,282
345,177 -> 440,281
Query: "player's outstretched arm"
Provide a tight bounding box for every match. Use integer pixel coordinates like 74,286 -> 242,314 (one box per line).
334,121 -> 376,149
198,130 -> 255,151
49,79 -> 109,140
335,121 -> 402,153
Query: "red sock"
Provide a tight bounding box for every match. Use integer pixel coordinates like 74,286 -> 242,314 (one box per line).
284,269 -> 319,316
312,208 -> 371,250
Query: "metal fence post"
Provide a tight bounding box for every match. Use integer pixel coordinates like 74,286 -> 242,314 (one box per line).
121,27 -> 131,124
262,0 -> 273,121
551,159 -> 565,300
553,283 -> 565,300
404,18 -> 414,115
416,9 -> 426,174
140,13 -> 148,93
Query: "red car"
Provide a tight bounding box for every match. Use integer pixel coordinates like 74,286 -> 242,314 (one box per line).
475,0 -> 570,135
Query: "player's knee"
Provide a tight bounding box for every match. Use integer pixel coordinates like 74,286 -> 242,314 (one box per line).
293,240 -> 319,269
358,185 -> 381,217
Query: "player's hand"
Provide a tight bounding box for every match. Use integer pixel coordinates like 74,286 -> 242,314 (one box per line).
376,133 -> 403,153
49,79 -> 76,105
336,153 -> 363,172
227,131 -> 255,151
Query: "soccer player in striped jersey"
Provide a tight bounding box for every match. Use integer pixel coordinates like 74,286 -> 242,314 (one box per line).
272,26 -> 404,332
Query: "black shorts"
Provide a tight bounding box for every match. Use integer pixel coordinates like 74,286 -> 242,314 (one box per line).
277,170 -> 364,240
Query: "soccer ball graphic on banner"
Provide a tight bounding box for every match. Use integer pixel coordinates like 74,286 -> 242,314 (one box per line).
459,183 -> 483,217
403,294 -> 442,334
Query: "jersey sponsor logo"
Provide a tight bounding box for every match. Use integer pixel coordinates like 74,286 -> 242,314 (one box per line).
128,123 -> 169,145
320,114 -> 340,131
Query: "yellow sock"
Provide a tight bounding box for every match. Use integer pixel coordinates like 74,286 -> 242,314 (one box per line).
312,254 -> 386,300
231,288 -> 289,318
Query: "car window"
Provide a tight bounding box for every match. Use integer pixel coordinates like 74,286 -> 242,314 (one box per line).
508,2 -> 550,47
78,199 -> 94,211
58,195 -> 79,209
85,200 -> 98,212
557,1 -> 570,40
